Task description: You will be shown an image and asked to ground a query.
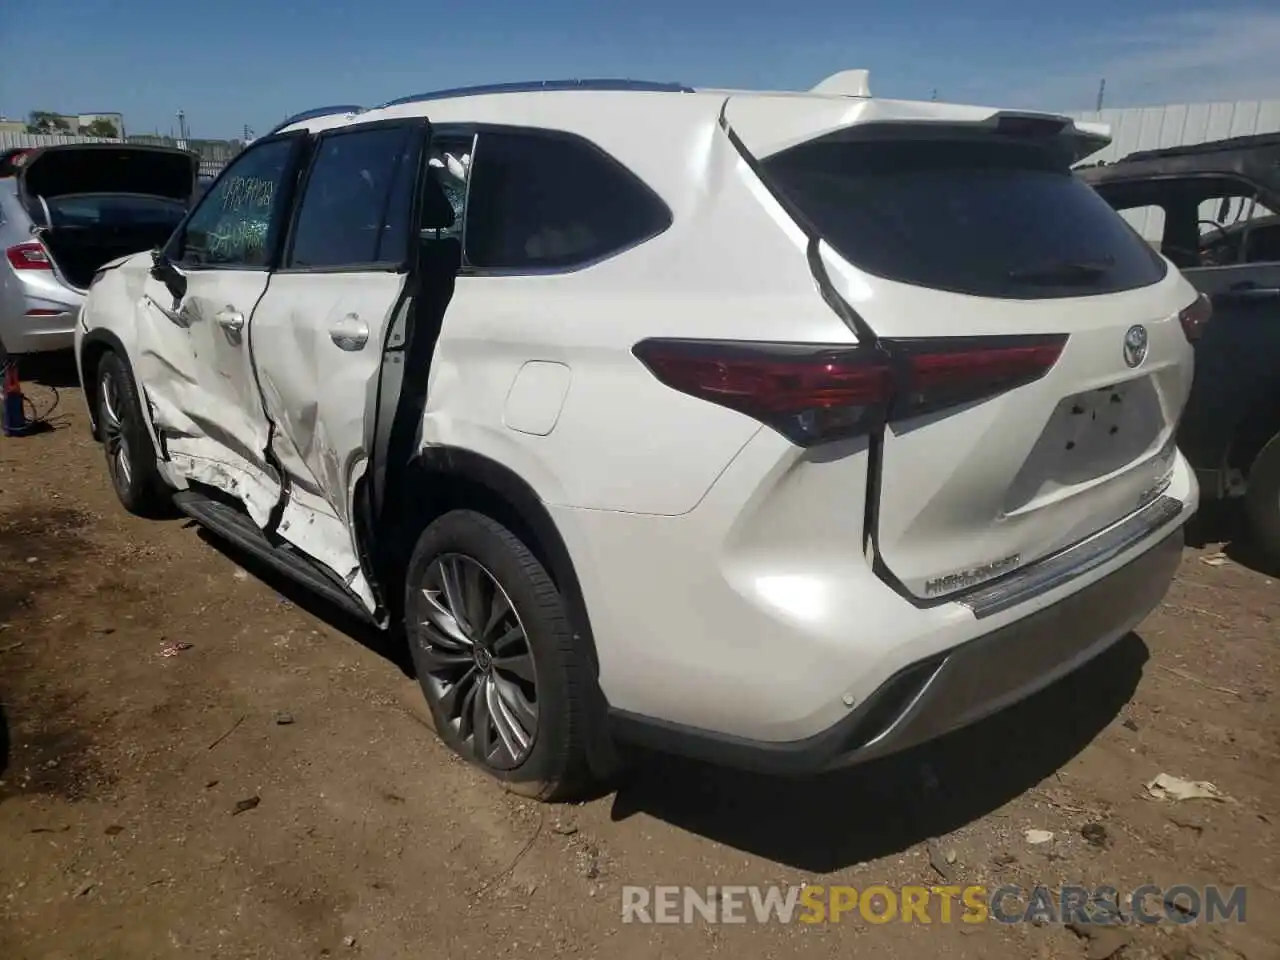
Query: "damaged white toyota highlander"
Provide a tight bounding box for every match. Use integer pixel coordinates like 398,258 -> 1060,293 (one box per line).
75,71 -> 1203,800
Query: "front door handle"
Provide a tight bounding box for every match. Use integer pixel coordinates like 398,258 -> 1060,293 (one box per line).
215,307 -> 245,333
329,313 -> 369,351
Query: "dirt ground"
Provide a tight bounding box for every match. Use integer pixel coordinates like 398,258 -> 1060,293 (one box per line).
1,361 -> 1277,960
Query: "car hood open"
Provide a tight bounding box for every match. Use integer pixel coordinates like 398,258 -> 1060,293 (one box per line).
16,143 -> 199,204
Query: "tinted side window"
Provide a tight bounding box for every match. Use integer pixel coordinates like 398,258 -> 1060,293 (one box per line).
764,136 -> 1168,299
179,139 -> 296,268
464,131 -> 670,270
1244,221 -> 1280,263
287,125 -> 412,269
375,131 -> 425,264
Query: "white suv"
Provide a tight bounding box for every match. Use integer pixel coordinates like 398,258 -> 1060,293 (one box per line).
76,73 -> 1202,799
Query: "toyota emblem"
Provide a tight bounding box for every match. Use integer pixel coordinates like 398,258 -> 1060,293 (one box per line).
1123,325 -> 1149,368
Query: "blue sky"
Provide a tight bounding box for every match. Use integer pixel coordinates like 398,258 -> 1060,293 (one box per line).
3,0 -> 1279,140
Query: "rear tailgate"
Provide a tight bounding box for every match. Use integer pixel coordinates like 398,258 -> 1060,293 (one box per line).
724,95 -> 1196,599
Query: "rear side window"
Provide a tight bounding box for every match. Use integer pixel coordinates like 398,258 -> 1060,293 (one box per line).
47,195 -> 185,227
287,125 -> 413,269
763,136 -> 1167,299
464,130 -> 670,271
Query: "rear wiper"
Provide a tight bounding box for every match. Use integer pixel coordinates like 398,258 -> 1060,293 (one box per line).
1008,257 -> 1115,283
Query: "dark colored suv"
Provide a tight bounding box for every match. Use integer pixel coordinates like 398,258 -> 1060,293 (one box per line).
1079,133 -> 1280,562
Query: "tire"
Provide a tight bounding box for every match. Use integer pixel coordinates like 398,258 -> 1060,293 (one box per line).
1244,431 -> 1280,566
404,509 -> 597,800
95,350 -> 170,517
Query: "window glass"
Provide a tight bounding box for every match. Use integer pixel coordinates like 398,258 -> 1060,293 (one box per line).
375,131 -> 425,263
764,136 -> 1168,299
288,125 -> 411,268
1198,195 -> 1279,266
47,195 -> 186,228
463,131 -> 670,270
1241,219 -> 1280,263
423,136 -> 473,242
1094,176 -> 1280,268
179,139 -> 295,267
1115,205 -> 1166,249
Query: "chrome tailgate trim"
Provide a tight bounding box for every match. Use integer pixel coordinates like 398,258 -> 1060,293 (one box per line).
958,495 -> 1184,619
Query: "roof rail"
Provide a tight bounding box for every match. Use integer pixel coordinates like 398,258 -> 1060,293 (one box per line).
264,104 -> 364,137
380,79 -> 693,108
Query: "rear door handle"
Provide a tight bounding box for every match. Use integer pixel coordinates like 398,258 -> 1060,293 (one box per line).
329,313 -> 369,351
215,307 -> 245,333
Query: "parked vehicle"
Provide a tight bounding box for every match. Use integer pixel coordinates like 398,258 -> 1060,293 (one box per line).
1079,133 -> 1280,562
1,143 -> 197,354
76,74 -> 1199,799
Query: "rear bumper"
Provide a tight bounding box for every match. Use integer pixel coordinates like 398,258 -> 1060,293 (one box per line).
1,321 -> 76,354
1,282 -> 81,354
610,525 -> 1184,775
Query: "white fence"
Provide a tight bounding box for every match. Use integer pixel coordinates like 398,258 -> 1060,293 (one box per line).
1067,99 -> 1280,165
1,131 -> 119,150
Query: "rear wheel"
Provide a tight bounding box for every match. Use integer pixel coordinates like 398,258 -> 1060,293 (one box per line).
1244,432 -> 1280,566
96,351 -> 170,517
404,509 -> 596,800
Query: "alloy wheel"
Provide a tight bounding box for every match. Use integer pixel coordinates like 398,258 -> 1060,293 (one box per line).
413,553 -> 539,770
99,370 -> 133,494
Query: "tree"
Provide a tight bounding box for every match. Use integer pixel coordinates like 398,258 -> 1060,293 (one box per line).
26,110 -> 71,134
79,117 -> 120,138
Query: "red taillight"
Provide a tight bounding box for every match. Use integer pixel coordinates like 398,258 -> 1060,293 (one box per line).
890,335 -> 1068,420
632,334 -> 1067,447
1178,292 -> 1211,342
6,241 -> 52,271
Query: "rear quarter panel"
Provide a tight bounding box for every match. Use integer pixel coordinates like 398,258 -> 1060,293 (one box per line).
418,96 -> 861,515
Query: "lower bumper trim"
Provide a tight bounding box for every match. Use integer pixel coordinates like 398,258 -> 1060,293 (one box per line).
609,528 -> 1184,776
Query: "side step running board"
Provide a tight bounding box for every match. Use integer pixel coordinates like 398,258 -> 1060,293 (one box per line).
172,489 -> 377,626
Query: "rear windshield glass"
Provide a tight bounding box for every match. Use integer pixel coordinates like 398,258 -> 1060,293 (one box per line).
762,136 -> 1167,299
43,195 -> 187,227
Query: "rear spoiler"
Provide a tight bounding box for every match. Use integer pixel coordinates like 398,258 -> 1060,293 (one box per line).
983,112 -> 1112,165
802,70 -> 1112,163
723,89 -> 1115,166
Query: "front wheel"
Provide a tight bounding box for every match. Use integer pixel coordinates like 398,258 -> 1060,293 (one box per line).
1244,432 -> 1280,566
404,509 -> 597,800
96,351 -> 170,517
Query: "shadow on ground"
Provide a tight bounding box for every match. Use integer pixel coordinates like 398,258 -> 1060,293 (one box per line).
13,351 -> 80,389
190,524 -> 416,678
609,631 -> 1149,873
1185,498 -> 1280,578
0,700 -> 9,781
0,504 -> 112,803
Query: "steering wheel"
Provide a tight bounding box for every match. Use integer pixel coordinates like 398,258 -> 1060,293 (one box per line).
1197,219 -> 1236,265
1198,219 -> 1230,247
